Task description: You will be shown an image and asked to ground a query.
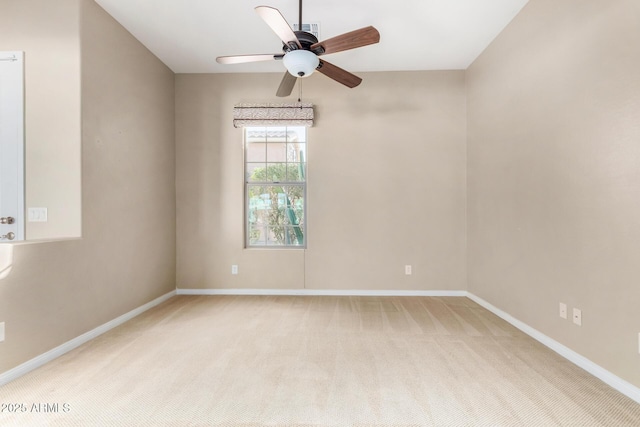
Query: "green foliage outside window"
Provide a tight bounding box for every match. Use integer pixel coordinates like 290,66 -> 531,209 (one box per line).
248,162 -> 305,246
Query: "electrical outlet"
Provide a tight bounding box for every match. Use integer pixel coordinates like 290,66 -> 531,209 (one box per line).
231,265 -> 238,275
0,322 -> 5,342
559,302 -> 567,319
404,265 -> 412,275
638,333 -> 640,355
572,308 -> 582,326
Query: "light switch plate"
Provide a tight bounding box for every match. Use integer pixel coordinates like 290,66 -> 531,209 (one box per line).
28,207 -> 48,222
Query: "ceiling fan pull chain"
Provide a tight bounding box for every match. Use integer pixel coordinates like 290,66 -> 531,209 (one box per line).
298,77 -> 304,103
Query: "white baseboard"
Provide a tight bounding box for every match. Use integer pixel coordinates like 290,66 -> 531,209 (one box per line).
466,292 -> 640,404
0,290 -> 176,387
176,288 -> 467,297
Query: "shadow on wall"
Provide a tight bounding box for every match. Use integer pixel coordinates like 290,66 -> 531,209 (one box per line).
0,244 -> 14,279
344,93 -> 423,117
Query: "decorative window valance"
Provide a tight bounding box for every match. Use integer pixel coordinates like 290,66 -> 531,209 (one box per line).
233,103 -> 314,128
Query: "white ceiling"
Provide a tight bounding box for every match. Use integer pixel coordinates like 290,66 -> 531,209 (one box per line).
94,0 -> 529,74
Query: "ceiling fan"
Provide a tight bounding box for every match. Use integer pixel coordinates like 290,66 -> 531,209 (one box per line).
216,0 -> 380,97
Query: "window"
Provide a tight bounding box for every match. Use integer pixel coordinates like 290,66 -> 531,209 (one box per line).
245,126 -> 306,248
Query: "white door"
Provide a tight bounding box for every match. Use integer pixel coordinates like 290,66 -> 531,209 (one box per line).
0,52 -> 25,242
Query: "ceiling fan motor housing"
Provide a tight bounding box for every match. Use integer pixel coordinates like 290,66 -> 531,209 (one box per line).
285,31 -> 325,55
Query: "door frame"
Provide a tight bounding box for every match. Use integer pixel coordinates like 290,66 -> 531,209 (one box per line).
0,51 -> 25,241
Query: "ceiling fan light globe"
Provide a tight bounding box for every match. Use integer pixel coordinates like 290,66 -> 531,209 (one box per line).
283,50 -> 319,78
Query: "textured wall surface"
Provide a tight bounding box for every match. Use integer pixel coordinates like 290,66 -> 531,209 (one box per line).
467,0 -> 640,387
0,0 -> 176,373
176,71 -> 467,292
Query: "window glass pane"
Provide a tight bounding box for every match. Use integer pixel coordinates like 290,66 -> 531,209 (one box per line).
246,163 -> 266,182
247,185 -> 267,212
266,142 -> 287,162
248,223 -> 266,246
246,142 -> 266,162
266,163 -> 287,182
266,227 -> 284,246
286,126 -> 306,143
265,126 -> 287,140
282,185 -> 304,245
247,185 -> 267,246
286,163 -> 305,182
287,194 -> 304,225
284,226 -> 304,246
286,142 -> 305,162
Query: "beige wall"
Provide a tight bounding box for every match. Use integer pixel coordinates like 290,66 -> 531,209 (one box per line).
176,71 -> 467,291
0,0 -> 175,373
0,0 -> 82,240
467,0 -> 640,387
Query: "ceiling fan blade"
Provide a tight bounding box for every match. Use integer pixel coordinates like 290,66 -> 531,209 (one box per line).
255,6 -> 301,50
276,72 -> 297,97
216,54 -> 284,64
311,26 -> 380,55
316,60 -> 362,88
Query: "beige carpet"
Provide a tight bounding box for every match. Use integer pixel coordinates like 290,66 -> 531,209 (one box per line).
1,295 -> 639,426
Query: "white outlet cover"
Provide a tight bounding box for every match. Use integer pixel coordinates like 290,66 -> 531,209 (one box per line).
559,302 -> 567,319
573,308 -> 582,326
0,322 -> 4,342
405,265 -> 412,275
231,265 -> 238,275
